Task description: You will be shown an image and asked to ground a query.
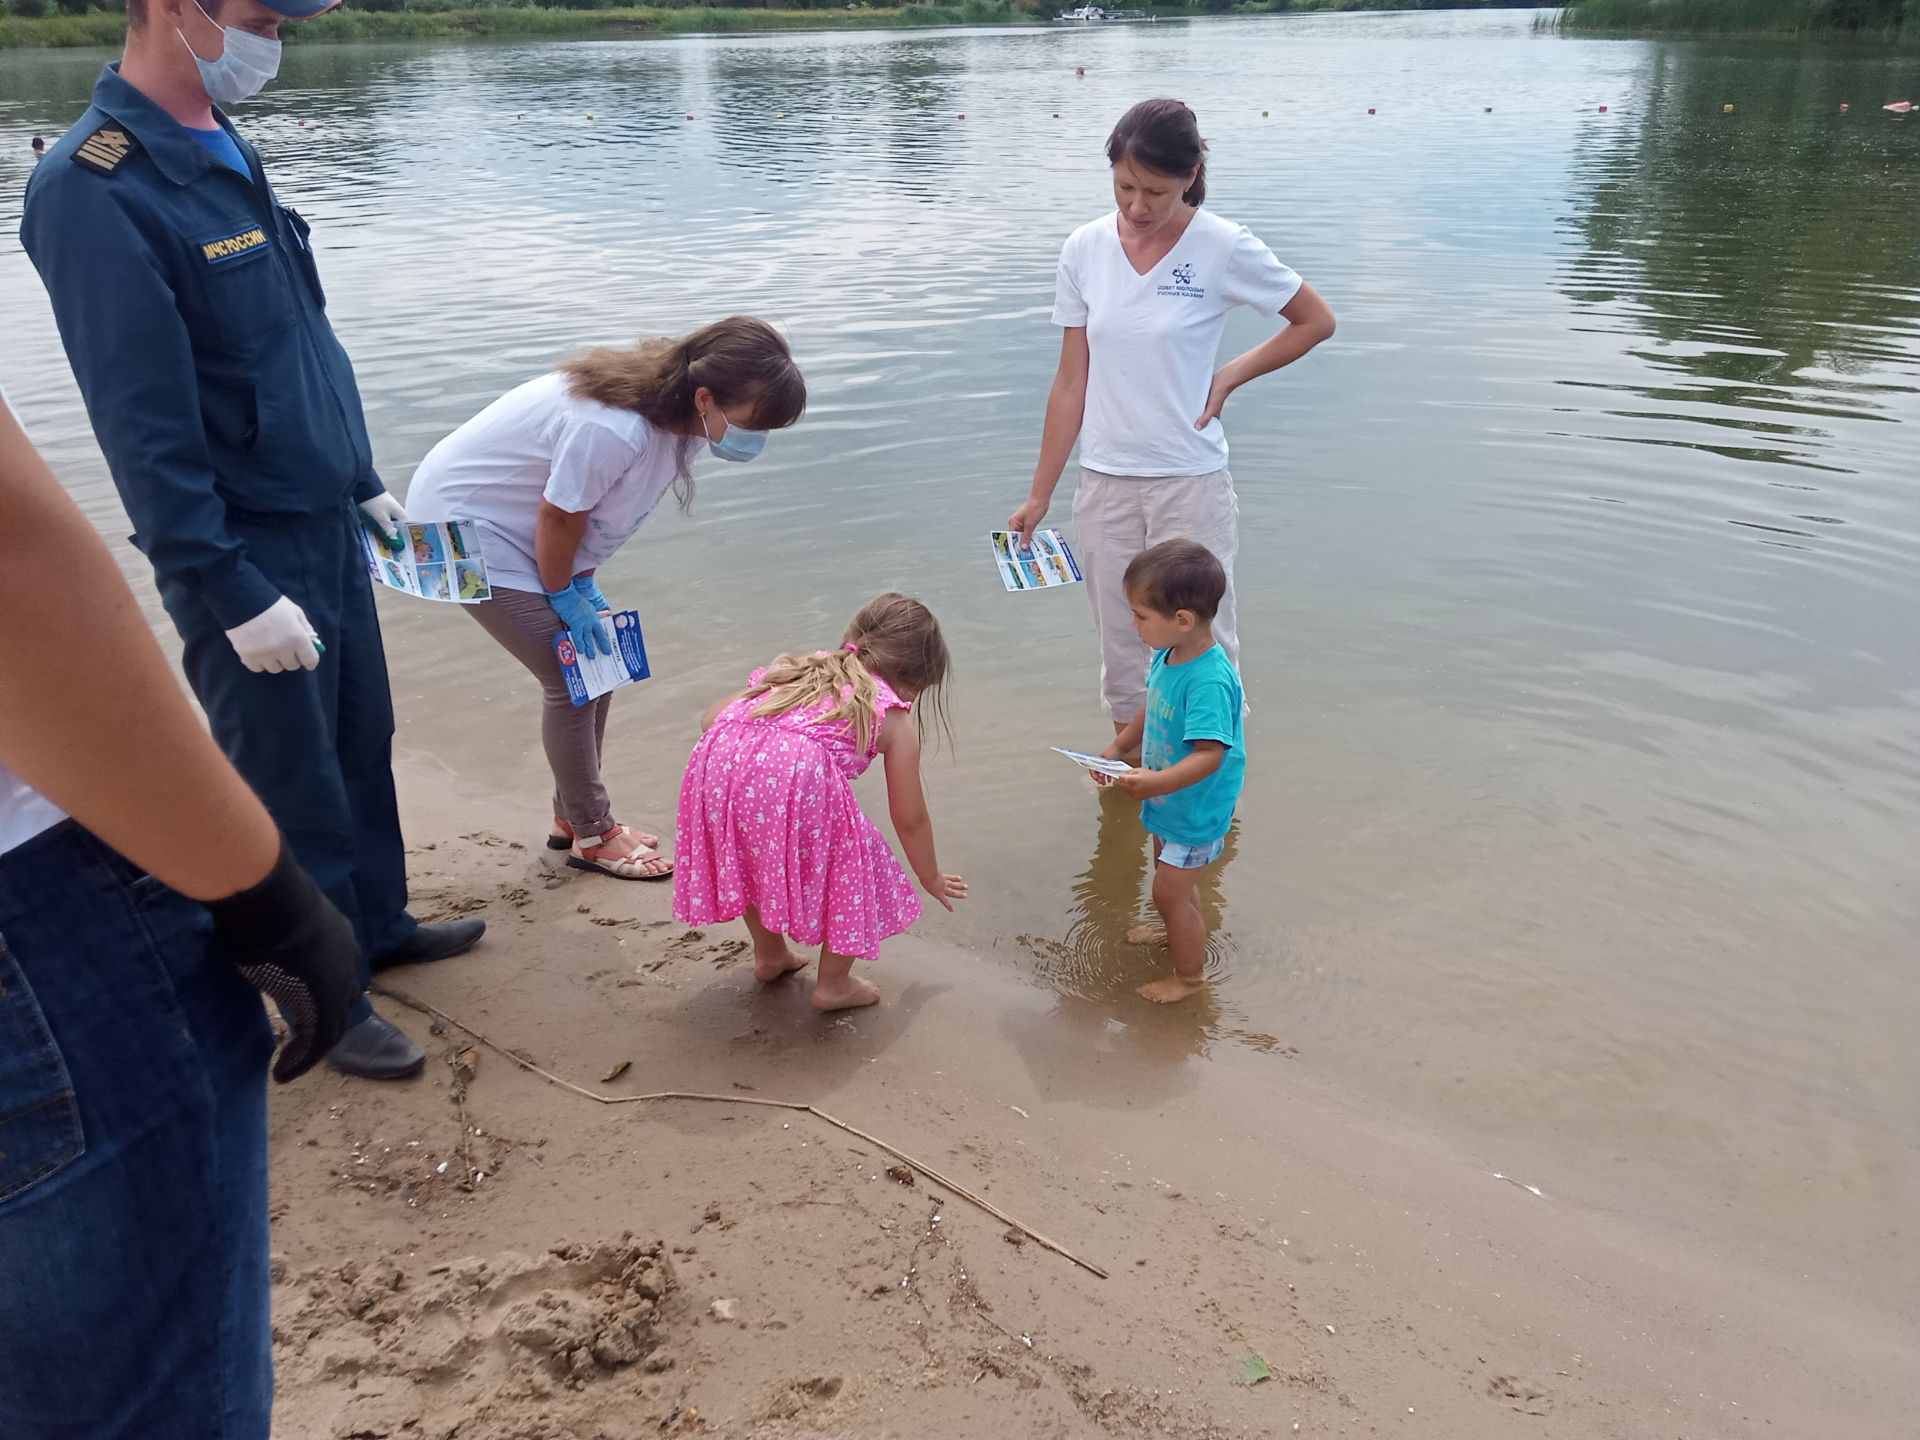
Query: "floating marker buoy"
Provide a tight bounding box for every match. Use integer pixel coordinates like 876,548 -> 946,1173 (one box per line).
1053,112 -> 1060,118
1367,107 -> 1376,115
1598,105 -> 1608,112
1723,103 -> 1735,112
1839,103 -> 1849,111
958,113 -> 966,119
777,112 -> 785,118
1483,106 -> 1491,113
685,114 -> 694,120
587,113 -> 594,120
1262,110 -> 1270,117
298,120 -> 306,126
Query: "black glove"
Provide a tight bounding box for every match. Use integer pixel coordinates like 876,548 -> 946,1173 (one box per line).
204,841 -> 359,1082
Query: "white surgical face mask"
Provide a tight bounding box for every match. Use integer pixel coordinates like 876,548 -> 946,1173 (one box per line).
180,3 -> 281,108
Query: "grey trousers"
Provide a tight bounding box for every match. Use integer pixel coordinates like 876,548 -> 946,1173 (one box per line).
467,585 -> 614,837
1071,466 -> 1241,723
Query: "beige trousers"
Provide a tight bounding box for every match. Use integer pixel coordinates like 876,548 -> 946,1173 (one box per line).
1071,465 -> 1240,722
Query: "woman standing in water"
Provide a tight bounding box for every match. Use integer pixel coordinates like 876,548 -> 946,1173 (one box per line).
1008,98 -> 1336,733
407,317 -> 806,880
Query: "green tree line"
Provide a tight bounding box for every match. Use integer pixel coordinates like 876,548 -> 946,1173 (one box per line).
1559,0 -> 1907,35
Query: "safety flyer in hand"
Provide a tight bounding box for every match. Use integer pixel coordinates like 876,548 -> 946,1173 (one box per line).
554,611 -> 650,707
363,519 -> 491,604
1051,746 -> 1132,778
990,529 -> 1082,592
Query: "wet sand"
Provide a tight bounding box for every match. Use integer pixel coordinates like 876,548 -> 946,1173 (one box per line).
264,788 -> 1920,1438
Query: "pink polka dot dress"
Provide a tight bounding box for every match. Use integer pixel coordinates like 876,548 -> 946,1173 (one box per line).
673,669 -> 922,961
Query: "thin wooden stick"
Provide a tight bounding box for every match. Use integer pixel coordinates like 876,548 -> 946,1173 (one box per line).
374,984 -> 1109,1280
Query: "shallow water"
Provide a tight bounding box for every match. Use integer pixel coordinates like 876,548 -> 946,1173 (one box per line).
3,11 -> 1915,1326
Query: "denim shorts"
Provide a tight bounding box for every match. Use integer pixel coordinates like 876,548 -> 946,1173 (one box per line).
1156,835 -> 1227,870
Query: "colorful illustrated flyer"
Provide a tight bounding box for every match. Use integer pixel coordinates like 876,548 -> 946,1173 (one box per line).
1051,746 -> 1132,778
989,529 -> 1082,592
554,610 -> 650,707
362,519 -> 491,605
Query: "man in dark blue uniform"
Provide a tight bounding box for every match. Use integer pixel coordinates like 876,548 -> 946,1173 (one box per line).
22,0 -> 481,1081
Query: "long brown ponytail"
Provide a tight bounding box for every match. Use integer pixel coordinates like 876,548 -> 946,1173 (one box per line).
558,316 -> 807,433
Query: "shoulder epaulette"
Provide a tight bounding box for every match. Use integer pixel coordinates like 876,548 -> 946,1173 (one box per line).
72,125 -> 135,176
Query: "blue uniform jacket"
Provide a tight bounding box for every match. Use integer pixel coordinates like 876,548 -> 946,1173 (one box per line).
21,65 -> 382,630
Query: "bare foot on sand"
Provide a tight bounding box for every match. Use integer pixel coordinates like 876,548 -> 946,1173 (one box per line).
812,975 -> 881,1012
753,946 -> 811,982
1127,923 -> 1169,946
1137,972 -> 1208,1004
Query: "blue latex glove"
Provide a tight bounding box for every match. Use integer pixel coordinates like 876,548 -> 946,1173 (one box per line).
546,584 -> 612,659
570,574 -> 610,614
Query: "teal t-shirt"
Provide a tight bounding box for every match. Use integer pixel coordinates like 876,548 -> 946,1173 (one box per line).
1140,644 -> 1245,846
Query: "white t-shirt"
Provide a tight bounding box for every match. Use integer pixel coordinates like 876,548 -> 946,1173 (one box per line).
1053,208 -> 1303,478
0,390 -> 67,857
404,371 -> 693,595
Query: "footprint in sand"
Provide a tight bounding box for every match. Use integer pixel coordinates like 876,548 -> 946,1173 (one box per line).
1487,1373 -> 1554,1414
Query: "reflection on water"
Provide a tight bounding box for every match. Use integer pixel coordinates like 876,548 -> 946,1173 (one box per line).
2,11 -> 1916,1329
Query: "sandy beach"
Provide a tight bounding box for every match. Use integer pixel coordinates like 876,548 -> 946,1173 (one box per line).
264,782 -> 1918,1439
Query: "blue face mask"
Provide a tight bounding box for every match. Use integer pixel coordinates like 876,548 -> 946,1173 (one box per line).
703,409 -> 767,464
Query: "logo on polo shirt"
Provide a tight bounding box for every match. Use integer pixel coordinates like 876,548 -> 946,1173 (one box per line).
1159,263 -> 1204,300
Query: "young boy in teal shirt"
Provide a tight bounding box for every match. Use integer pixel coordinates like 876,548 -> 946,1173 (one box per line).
1096,539 -> 1245,1003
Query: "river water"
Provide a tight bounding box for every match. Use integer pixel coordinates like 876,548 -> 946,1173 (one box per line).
2,10 -> 1915,1333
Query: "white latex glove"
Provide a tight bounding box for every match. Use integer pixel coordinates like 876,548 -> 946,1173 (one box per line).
358,491 -> 408,549
225,596 -> 321,674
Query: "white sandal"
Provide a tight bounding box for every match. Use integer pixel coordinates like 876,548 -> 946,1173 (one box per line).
567,825 -> 673,882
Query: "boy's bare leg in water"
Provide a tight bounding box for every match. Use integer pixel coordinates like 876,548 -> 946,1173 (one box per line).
744,907 -> 810,982
1137,857 -> 1209,1004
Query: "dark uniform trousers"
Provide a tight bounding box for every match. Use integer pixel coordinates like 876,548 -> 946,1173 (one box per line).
21,65 -> 417,1013
161,512 -> 415,996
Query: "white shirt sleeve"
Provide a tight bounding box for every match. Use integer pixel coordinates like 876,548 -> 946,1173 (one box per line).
542,413 -> 643,514
1050,230 -> 1089,328
1222,225 -> 1303,317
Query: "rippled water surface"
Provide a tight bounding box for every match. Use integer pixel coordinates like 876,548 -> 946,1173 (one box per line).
4,11 -> 1916,1322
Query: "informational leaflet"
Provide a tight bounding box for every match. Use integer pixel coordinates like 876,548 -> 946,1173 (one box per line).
363,519 -> 491,604
1051,746 -> 1131,778
554,610 -> 650,707
989,529 -> 1083,592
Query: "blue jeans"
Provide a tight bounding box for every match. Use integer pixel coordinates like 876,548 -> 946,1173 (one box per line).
0,821 -> 274,1439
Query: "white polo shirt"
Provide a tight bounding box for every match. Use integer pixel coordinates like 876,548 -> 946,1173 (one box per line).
1053,207 -> 1303,478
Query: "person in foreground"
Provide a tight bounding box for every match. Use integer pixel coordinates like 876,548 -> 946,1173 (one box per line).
0,396 -> 358,1438
1095,540 -> 1245,1004
674,595 -> 966,1011
19,0 -> 482,1080
407,318 -> 806,883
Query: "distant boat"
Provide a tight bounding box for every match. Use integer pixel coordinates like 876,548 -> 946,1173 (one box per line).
1056,6 -> 1150,21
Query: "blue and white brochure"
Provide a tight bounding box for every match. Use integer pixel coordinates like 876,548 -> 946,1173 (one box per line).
554,610 -> 650,707
989,528 -> 1083,592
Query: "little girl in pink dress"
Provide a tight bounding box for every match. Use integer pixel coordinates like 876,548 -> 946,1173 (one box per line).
674,593 -> 966,1011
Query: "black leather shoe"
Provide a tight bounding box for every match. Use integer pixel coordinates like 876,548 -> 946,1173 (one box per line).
372,917 -> 486,973
327,1012 -> 426,1080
